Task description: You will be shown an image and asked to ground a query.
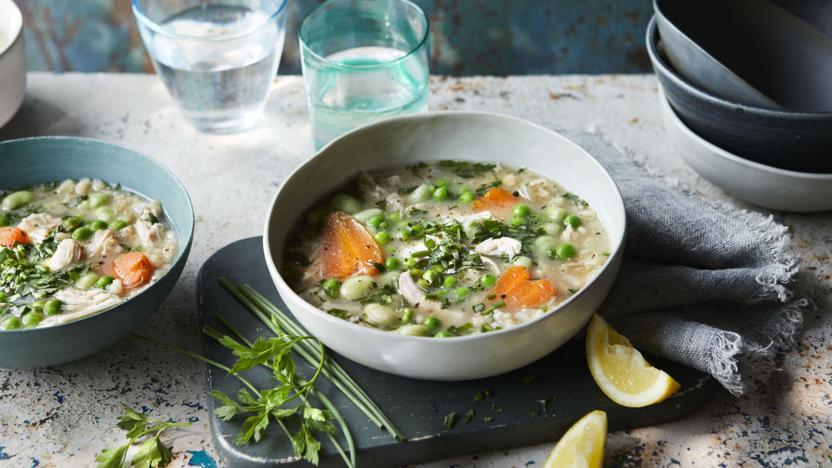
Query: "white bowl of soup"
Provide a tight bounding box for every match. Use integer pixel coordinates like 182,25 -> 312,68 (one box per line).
0,0 -> 25,129
264,112 -> 625,380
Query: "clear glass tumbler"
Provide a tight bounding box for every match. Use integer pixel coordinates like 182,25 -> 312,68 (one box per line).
133,0 -> 287,133
300,0 -> 430,149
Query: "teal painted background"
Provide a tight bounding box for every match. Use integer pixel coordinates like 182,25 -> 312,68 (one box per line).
13,0 -> 830,75
16,0 -> 655,75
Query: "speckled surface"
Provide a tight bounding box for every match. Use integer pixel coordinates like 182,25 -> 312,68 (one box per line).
0,73 -> 829,467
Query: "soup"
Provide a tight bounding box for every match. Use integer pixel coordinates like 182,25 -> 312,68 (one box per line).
0,179 -> 177,329
283,161 -> 610,337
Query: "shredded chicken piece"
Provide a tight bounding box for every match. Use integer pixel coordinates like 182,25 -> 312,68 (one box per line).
134,218 -> 163,250
47,239 -> 84,271
17,213 -> 61,243
475,237 -> 522,258
40,288 -> 122,326
398,271 -> 432,308
85,229 -> 122,269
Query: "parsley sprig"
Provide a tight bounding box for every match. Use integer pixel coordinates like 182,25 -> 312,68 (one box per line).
95,405 -> 191,468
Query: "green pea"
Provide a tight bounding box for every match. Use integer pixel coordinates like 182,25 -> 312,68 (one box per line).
455,286 -> 471,299
480,274 -> 497,289
399,307 -> 414,323
442,276 -> 458,288
416,278 -> 431,290
396,228 -> 411,241
109,220 -> 128,231
1,316 -> 21,330
95,275 -> 114,289
542,222 -> 561,235
72,227 -> 94,241
513,204 -> 531,217
88,192 -> 111,207
564,214 -> 582,228
363,304 -> 398,328
435,330 -> 453,338
353,208 -> 383,224
94,207 -> 116,223
0,212 -> 8,227
397,324 -> 430,336
433,186 -> 450,201
377,221 -> 388,230
387,212 -> 402,223
368,215 -> 385,228
510,216 -> 525,227
431,264 -> 444,273
22,311 -> 43,327
340,275 -> 374,301
44,299 -> 62,316
31,300 -> 45,310
0,292 -> 7,303
321,279 -> 341,298
512,256 -> 533,268
385,257 -> 401,271
556,243 -> 578,260
62,216 -> 84,232
543,206 -> 567,223
408,184 -> 433,204
458,190 -> 475,204
75,272 -> 100,290
331,194 -> 361,214
1,191 -> 33,211
374,231 -> 390,244
90,220 -> 108,231
423,316 -> 441,329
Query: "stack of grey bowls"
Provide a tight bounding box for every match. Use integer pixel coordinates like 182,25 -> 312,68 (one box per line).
647,0 -> 832,212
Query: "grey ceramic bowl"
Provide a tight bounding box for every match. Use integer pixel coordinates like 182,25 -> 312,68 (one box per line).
0,137 -> 194,368
646,16 -> 832,174
263,112 -> 626,380
654,0 -> 780,109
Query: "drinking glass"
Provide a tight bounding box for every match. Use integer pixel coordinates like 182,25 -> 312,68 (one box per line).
300,0 -> 430,149
133,0 -> 287,133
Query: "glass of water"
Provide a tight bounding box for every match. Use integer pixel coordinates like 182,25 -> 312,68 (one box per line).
133,0 -> 287,133
300,0 -> 430,149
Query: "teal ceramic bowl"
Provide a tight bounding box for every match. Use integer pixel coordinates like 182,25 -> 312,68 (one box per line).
0,137 -> 194,368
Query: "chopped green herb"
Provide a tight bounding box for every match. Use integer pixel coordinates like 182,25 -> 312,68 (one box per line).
443,412 -> 459,431
438,160 -> 496,178
464,408 -> 476,423
327,308 -> 350,319
563,192 -> 589,207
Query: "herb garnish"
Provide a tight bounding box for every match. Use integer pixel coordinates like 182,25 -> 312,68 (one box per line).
443,412 -> 459,430
438,160 -> 496,178
95,405 -> 191,468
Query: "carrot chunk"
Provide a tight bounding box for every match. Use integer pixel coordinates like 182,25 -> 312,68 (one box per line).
0,227 -> 31,248
317,211 -> 383,279
112,251 -> 155,289
471,187 -> 517,212
492,266 -> 556,311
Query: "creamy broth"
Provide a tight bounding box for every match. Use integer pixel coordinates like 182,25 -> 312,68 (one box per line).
0,179 -> 177,329
283,161 -> 610,337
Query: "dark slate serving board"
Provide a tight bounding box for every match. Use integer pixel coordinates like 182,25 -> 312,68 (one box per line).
197,237 -> 719,467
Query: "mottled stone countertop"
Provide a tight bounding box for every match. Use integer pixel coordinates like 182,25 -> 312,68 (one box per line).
0,73 -> 829,467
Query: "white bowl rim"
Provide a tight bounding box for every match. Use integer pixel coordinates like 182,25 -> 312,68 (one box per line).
263,110 -> 627,344
0,0 -> 22,57
659,90 -> 832,180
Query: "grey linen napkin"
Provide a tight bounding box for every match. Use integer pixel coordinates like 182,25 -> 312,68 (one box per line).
563,132 -> 805,396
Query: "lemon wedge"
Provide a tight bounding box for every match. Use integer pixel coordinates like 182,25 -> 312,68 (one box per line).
543,409 -> 607,468
586,314 -> 681,408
